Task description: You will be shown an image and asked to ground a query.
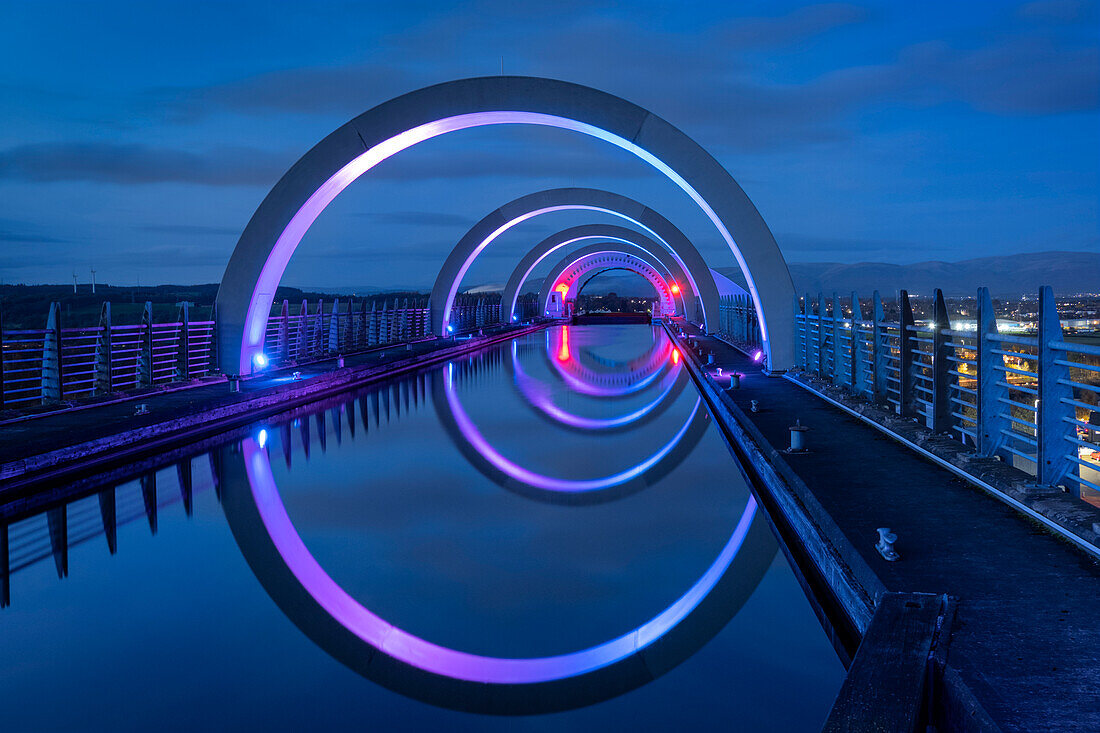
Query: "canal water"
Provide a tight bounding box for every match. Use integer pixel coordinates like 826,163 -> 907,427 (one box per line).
0,325 -> 843,731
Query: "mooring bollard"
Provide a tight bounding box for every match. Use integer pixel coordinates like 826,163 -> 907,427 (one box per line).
788,419 -> 809,452
229,377 -> 240,393
336,356 -> 345,368
750,399 -> 759,412
134,403 -> 149,416
716,367 -> 723,376
291,371 -> 302,381
875,528 -> 900,561
707,351 -> 715,365
728,373 -> 741,390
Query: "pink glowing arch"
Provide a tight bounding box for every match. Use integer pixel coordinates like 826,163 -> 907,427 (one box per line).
538,248 -> 676,316
215,77 -> 795,376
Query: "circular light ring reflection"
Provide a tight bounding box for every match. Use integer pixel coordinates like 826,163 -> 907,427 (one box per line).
509,341 -> 688,432
545,327 -> 674,397
445,363 -> 699,493
239,436 -> 759,688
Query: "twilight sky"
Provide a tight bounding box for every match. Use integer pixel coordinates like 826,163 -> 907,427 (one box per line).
0,0 -> 1096,291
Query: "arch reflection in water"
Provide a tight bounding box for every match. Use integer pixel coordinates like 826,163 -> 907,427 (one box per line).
219,325 -> 778,714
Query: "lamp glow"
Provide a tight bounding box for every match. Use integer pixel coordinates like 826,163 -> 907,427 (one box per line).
253,352 -> 269,368
670,283 -> 680,295
753,350 -> 763,362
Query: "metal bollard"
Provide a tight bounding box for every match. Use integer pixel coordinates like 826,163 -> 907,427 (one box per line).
875,528 -> 900,561
788,419 -> 809,452
229,377 -> 240,393
336,356 -> 345,368
728,373 -> 741,390
707,351 -> 715,365
750,399 -> 759,412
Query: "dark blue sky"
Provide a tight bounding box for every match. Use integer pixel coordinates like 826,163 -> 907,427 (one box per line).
1,0 -> 1096,290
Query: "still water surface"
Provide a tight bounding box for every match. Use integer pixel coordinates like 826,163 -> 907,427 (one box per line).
0,325 -> 843,731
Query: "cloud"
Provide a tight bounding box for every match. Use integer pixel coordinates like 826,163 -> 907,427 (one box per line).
352,212 -> 476,227
1017,0 -> 1097,22
139,224 -> 241,236
0,142 -> 288,186
0,219 -> 65,244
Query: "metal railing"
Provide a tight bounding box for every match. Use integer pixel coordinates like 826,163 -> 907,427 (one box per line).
1,301 -> 216,409
0,293 -> 514,410
717,293 -> 762,351
794,286 -> 1100,502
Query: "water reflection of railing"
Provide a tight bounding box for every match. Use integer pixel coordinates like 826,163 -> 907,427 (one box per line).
0,459 -> 217,608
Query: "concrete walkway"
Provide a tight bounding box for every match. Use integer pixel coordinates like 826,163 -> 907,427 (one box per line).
682,327 -> 1100,732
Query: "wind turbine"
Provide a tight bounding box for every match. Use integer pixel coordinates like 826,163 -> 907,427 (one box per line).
72,271 -> 78,294
90,267 -> 97,295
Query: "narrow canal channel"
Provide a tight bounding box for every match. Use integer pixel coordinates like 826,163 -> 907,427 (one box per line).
0,324 -> 843,731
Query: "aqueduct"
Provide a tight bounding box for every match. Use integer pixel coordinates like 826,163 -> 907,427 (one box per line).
215,76 -> 795,376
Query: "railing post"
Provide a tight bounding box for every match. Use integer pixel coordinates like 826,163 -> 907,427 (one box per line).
42,301 -> 63,404
327,298 -> 341,353
368,301 -> 379,346
872,290 -> 886,403
976,287 -> 1009,458
1037,285 -> 1073,487
312,299 -> 325,358
816,292 -> 826,376
832,292 -> 843,386
176,301 -> 191,380
138,301 -> 153,387
0,299 -> 5,408
931,289 -> 952,433
851,292 -> 864,395
277,299 -> 289,364
898,290 -> 915,417
803,292 -> 812,371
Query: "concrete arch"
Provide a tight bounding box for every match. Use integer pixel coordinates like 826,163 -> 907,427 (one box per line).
501,224 -> 697,322
429,188 -> 720,335
537,248 -> 675,316
216,77 -> 793,376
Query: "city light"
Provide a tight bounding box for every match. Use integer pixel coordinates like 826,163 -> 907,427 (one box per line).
257,428 -> 268,449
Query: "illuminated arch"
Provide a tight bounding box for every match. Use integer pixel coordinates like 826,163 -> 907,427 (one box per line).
434,191 -> 718,330
215,77 -> 794,376
500,223 -> 695,321
537,247 -> 674,316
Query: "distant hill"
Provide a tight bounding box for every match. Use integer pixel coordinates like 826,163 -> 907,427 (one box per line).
717,251 -> 1099,297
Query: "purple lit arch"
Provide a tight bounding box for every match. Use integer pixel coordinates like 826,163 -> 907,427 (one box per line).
536,247 -> 676,317
215,77 -> 795,375
500,223 -> 698,321
430,189 -> 717,330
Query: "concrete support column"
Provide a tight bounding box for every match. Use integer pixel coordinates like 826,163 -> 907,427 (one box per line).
1038,285 -> 1073,488
931,289 -> 953,433
832,292 -> 843,386
872,291 -> 887,403
277,300 -> 289,363
816,292 -> 826,376
327,299 -> 341,354
803,292 -> 812,371
368,302 -> 378,346
851,292 -> 864,395
898,290 -> 915,418
93,302 -> 112,395
176,301 -> 191,380
295,299 -> 309,361
138,301 -> 153,388
41,301 -> 63,404
976,287 -> 1009,458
